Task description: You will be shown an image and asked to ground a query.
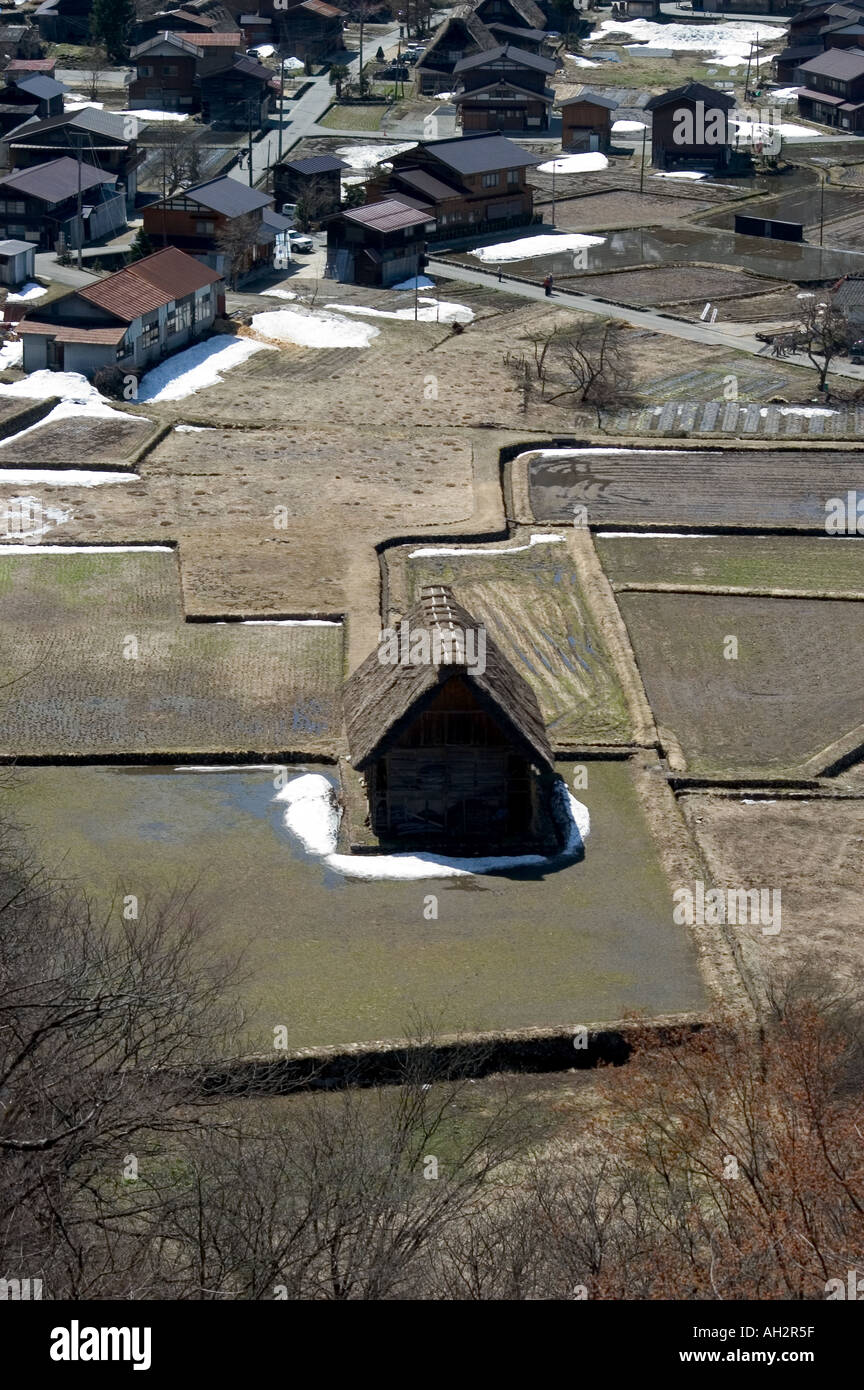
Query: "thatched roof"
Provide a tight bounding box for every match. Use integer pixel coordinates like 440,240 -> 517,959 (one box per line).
344,585 -> 554,771
415,10 -> 498,71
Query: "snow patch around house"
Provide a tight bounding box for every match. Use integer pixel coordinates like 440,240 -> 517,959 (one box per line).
249,44 -> 275,59
769,87 -> 800,102
119,108 -> 187,123
260,287 -> 297,299
327,297 -> 474,324
410,533 -> 564,558
335,141 -> 416,170
731,118 -> 822,142
470,232 -> 605,262
63,98 -> 105,111
612,119 -> 647,133
6,282 -> 47,303
136,336 -> 273,402
761,405 -> 837,418
0,369 -> 108,404
537,152 -> 608,173
653,170 -> 707,180
276,773 -> 589,880
392,275 -> 435,290
251,307 -> 380,349
0,399 -> 150,455
432,90 -> 455,100
0,339 -> 23,371
566,53 -> 599,66
211,618 -> 340,627
174,424 -> 215,432
283,56 -> 304,71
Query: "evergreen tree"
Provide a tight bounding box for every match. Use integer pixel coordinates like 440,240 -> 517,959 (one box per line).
129,227 -> 155,262
90,0 -> 135,63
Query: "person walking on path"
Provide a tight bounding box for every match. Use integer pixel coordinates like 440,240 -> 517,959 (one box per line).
543,274 -> 553,297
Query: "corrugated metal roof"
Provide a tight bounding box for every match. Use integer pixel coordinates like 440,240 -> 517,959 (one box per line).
298,0 -> 344,14
280,154 -> 348,175
173,175 -> 271,216
174,30 -> 243,44
18,320 -> 128,345
0,239 -> 35,255
421,132 -> 543,174
343,197 -> 434,232
799,47 -> 864,77
5,106 -> 134,143
392,166 -> 464,201
14,75 -> 66,100
645,81 -> 736,111
77,247 -> 221,322
0,156 -> 115,202
261,206 -> 294,230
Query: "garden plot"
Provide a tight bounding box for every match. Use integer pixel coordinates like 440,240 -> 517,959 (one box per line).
395,533 -> 633,746
596,534 -> 864,596
562,265 -> 786,309
528,447 -> 864,530
0,406 -> 156,467
680,796 -> 864,1001
617,591 -> 864,777
0,550 -> 344,757
11,760 -> 708,1049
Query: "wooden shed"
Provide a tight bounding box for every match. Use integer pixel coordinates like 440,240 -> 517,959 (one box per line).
343,586 -> 558,852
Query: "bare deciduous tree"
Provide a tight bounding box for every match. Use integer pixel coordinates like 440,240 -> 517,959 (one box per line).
214,212 -> 261,288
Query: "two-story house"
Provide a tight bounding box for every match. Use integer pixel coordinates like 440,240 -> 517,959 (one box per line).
796,45 -> 864,127
325,197 -> 435,287
3,108 -> 142,217
128,32 -> 204,113
645,82 -> 736,169
0,155 -> 123,248
199,52 -> 277,127
413,14 -> 498,96
142,174 -> 291,280
365,132 -> 543,244
472,0 -> 548,33
452,43 -> 556,131
18,245 -> 224,377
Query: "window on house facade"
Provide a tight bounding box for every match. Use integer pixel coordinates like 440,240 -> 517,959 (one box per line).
195,220 -> 215,234
139,64 -> 153,77
162,65 -> 178,75
167,299 -> 192,335
0,200 -> 26,214
141,320 -> 160,347
507,169 -> 520,184
482,172 -> 499,187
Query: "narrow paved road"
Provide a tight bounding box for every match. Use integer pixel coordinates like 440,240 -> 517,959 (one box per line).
428,257 -> 864,382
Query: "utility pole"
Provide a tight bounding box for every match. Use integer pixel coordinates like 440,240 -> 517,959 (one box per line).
248,99 -> 254,187
551,158 -> 556,227
819,169 -> 825,247
639,124 -> 646,194
75,135 -> 83,270
277,56 -> 285,164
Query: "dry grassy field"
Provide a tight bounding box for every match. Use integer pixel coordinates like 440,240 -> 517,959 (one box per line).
0,551 -> 344,757
617,591 -> 864,777
597,534 -> 864,595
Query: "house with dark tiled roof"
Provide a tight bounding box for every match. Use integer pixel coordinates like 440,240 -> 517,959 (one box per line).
34,0 -> 93,45
0,71 -> 65,135
273,153 -> 348,219
473,0 -> 548,33
2,107 -> 142,217
343,584 -> 559,852
0,155 -> 124,249
18,245 -> 224,376
412,12 -> 498,96
645,81 -> 736,169
452,42 -> 556,131
366,131 -> 543,242
271,0 -> 346,62
142,174 -> 292,281
796,45 -> 864,127
560,89 -> 618,152
199,51 -> 278,127
325,197 -> 436,287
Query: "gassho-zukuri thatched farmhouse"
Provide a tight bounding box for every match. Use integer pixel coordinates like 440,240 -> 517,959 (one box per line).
343,585 -> 564,853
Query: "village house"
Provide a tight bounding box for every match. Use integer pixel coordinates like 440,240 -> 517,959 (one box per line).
366,132 -> 542,245
0,156 -> 124,249
796,46 -> 864,126
0,25 -> 44,67
128,33 -> 205,114
645,82 -> 736,169
0,237 -> 36,287
0,72 -> 65,138
452,43 -> 556,132
273,153 -> 347,220
3,60 -> 58,79
325,197 -> 435,287
2,108 -> 142,218
274,0 -> 346,63
17,244 -> 224,377
343,585 -> 559,853
560,90 -> 618,152
199,52 -> 277,127
240,13 -> 275,48
131,6 -> 222,44
412,13 -> 498,96
142,174 -> 291,281
33,0 -> 93,44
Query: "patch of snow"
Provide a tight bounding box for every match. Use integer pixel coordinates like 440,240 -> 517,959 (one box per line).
566,53 -> 599,66
0,399 -> 149,453
119,108 -> 187,123
767,405 -> 837,418
742,798 -> 776,804
410,533 -> 564,558
0,467 -> 137,485
260,287 -> 297,299
587,19 -> 784,67
276,773 -> 589,879
537,152 -> 609,173
769,87 -> 800,101
0,370 -> 107,404
392,275 -> 435,290
653,170 -> 707,180
174,424 -> 214,432
612,119 -> 647,132
210,618 -> 340,626
0,339 -> 23,371
432,90 -> 455,100
6,282 -> 47,303
64,99 -> 105,111
251,307 -> 379,349
249,44 -> 276,58
283,56 -> 305,71
470,232 -> 605,262
335,141 -> 416,170
731,118 -> 821,141
136,336 -> 273,402
327,297 -> 473,324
